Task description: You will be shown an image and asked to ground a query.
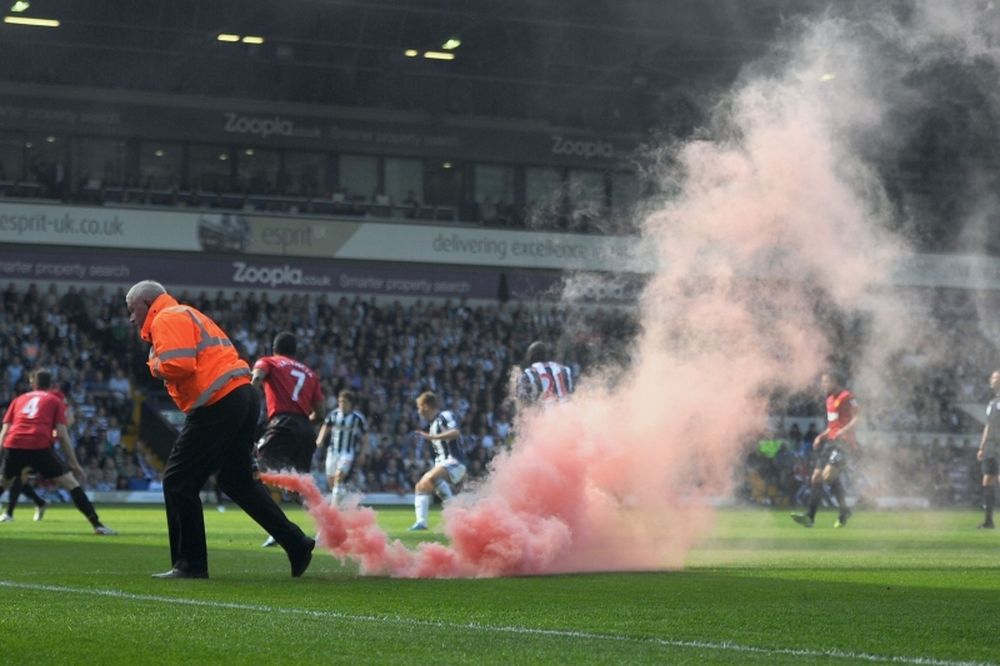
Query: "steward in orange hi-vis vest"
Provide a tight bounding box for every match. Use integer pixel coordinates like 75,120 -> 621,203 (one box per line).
141,293 -> 251,413
127,280 -> 314,579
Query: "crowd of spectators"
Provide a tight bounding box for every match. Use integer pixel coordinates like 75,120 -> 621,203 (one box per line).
0,281 -> 997,507
0,282 -> 146,496
154,288 -> 626,497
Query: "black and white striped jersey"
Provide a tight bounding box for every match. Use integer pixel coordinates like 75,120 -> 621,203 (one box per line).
323,409 -> 368,455
429,409 -> 465,466
518,361 -> 574,404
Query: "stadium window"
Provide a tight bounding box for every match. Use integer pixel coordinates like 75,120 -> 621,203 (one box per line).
139,142 -> 183,191
384,157 -> 423,212
525,166 -> 564,229
566,169 -> 607,232
189,144 -> 234,193
610,170 -> 640,227
23,132 -> 67,191
473,164 -> 515,224
285,151 -> 330,197
73,138 -> 127,189
338,154 -> 378,202
424,159 -> 462,208
0,130 -> 24,181
236,146 -> 280,195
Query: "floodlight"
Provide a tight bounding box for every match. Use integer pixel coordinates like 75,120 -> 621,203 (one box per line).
4,15 -> 59,27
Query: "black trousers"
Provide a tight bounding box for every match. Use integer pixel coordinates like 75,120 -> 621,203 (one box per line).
161,383 -> 309,572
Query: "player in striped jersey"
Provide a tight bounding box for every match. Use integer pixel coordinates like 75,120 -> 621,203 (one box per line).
514,341 -> 575,405
315,389 -> 367,506
408,391 -> 465,531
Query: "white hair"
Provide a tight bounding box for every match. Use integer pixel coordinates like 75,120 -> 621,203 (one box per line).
125,280 -> 167,305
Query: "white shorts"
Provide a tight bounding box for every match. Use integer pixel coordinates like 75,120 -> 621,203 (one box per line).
439,461 -> 466,485
325,450 -> 355,478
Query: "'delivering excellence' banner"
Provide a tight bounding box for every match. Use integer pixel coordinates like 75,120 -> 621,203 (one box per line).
0,201 -> 654,274
3,201 -> 1000,290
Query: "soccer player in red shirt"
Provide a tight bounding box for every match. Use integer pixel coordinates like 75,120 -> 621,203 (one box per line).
0,369 -> 115,535
0,385 -> 67,522
792,372 -> 859,528
251,332 -> 326,547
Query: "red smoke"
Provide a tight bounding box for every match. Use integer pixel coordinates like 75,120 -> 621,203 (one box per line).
263,17 -> 906,579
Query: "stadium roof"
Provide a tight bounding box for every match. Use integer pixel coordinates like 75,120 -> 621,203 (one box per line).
0,0 -> 827,132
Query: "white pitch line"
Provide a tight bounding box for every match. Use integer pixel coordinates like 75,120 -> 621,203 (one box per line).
0,579 -> 992,666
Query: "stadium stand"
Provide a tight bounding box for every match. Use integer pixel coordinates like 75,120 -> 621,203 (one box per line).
1,1 -> 998,513
0,282 -> 991,507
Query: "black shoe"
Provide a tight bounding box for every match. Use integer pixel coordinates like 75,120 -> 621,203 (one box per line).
152,567 -> 209,579
288,538 -> 315,578
835,509 -> 853,528
977,522 -> 995,530
791,513 -> 814,528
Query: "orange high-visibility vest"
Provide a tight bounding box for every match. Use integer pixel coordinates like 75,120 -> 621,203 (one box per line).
141,293 -> 250,413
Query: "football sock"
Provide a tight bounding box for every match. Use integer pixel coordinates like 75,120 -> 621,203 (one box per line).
434,479 -> 454,500
831,479 -> 847,513
985,486 -> 995,525
21,482 -> 45,507
807,484 -> 821,520
414,493 -> 431,525
335,484 -> 346,505
5,477 -> 23,516
69,487 -> 102,528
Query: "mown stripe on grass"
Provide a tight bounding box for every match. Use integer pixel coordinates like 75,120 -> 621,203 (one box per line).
0,579 -> 991,666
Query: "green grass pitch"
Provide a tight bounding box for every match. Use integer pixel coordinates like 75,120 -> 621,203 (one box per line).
1,505 -> 997,665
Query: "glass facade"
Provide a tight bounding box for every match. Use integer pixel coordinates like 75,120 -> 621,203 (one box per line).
567,168 -> 606,230
24,133 -> 67,189
525,166 -> 564,226
73,138 -> 127,188
474,164 -> 515,204
384,157 -> 423,205
236,147 -> 281,194
27,130 -> 639,231
188,144 -> 233,192
0,130 -> 24,181
338,154 -> 378,201
285,151 -> 330,196
139,142 -> 184,191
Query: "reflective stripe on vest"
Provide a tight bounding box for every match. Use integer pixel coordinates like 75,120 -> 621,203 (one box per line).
157,347 -> 198,362
184,310 -> 235,354
189,366 -> 251,411
152,304 -> 249,412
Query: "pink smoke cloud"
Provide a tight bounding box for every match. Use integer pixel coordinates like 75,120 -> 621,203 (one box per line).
262,16 -> 922,578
